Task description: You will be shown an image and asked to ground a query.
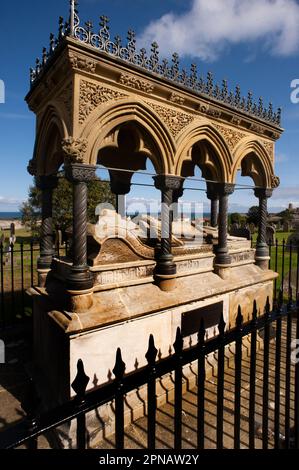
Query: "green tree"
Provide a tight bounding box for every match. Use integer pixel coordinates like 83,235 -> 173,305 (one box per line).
20,175 -> 115,234
246,206 -> 261,226
229,212 -> 243,225
278,208 -> 294,226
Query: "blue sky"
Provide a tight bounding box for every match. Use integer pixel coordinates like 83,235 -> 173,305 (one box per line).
1,0 -> 299,213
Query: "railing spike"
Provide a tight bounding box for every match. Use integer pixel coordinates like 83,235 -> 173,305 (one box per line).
218,312 -> 226,335
173,327 -> 183,354
236,305 -> 243,328
71,359 -> 90,399
113,348 -> 126,379
145,334 -> 158,365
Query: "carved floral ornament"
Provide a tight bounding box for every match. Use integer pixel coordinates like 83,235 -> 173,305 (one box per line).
69,52 -> 97,73
62,137 -> 88,164
214,124 -> 246,152
119,73 -> 154,94
271,175 -> 280,189
79,80 -> 127,124
146,101 -> 194,138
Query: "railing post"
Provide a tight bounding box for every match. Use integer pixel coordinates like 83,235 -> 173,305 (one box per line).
0,242 -> 5,326
173,327 -> 183,450
285,293 -> 293,448
145,335 -> 158,450
71,359 -> 90,449
249,301 -> 258,449
234,306 -> 243,449
21,377 -> 40,450
217,312 -> 226,449
197,319 -> 206,450
274,290 -> 283,448
295,294 -> 299,449
113,348 -> 126,450
262,297 -> 271,450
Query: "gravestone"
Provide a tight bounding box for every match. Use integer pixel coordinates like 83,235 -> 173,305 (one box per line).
266,225 -> 275,245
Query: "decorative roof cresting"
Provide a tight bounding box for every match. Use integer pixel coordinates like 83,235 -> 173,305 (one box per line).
29,0 -> 282,128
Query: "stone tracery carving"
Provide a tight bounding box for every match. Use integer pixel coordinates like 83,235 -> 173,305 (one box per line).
261,140 -> 274,159
58,81 -> 73,119
79,80 -> 127,124
147,102 -> 194,137
214,124 -> 246,151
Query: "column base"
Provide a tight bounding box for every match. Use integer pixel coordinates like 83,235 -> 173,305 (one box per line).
67,289 -> 94,313
66,268 -> 94,292
154,274 -> 177,292
214,264 -> 232,280
37,268 -> 51,288
214,254 -> 232,266
255,256 -> 270,270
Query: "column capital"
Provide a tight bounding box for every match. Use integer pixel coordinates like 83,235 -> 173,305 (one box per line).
27,158 -> 37,176
214,182 -> 235,197
153,174 -> 183,191
206,182 -> 219,200
109,170 -> 132,195
65,163 -> 96,183
254,188 -> 273,199
36,175 -> 58,191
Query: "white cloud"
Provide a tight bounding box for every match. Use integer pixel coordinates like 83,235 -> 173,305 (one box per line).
139,0 -> 299,61
275,153 -> 289,163
0,196 -> 24,206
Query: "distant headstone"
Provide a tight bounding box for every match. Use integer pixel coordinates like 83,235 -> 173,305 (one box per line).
229,226 -> 251,240
266,225 -> 275,245
283,221 -> 290,233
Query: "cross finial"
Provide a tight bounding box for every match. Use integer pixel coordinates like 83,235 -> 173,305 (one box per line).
70,0 -> 78,36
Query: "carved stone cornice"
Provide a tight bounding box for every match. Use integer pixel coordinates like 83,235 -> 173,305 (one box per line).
79,80 -> 127,124
69,52 -> 97,73
147,102 -> 194,137
65,163 -> 97,183
62,137 -> 88,164
119,73 -> 154,93
27,158 -> 37,176
214,124 -> 246,151
169,93 -> 185,105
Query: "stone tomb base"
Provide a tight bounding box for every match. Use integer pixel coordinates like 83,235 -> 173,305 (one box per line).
30,264 -> 276,448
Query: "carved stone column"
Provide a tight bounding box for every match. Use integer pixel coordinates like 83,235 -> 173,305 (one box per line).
153,175 -> 183,291
254,188 -> 273,269
65,163 -> 96,296
206,182 -> 219,228
28,159 -> 57,287
214,183 -> 235,266
36,175 -> 58,273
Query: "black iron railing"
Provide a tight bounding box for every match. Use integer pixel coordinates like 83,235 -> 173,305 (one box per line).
0,297 -> 298,450
0,239 -> 68,327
